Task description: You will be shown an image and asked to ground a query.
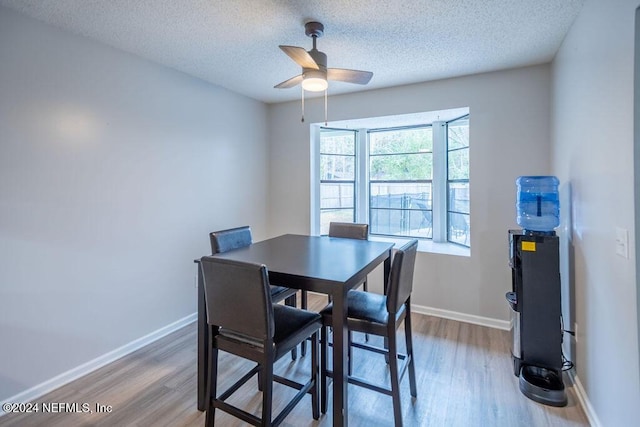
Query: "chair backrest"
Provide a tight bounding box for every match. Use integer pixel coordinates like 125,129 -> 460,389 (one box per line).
200,256 -> 274,340
386,239 -> 419,314
328,222 -> 369,240
210,226 -> 252,254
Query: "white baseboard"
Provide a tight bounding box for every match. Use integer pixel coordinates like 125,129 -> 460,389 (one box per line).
0,313 -> 197,416
306,292 -> 510,331
568,371 -> 601,427
411,303 -> 510,331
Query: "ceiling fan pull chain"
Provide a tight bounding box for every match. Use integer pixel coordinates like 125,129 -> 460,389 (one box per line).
301,85 -> 305,122
324,89 -> 328,126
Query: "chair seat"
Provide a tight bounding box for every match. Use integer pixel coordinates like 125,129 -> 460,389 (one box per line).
320,290 -> 395,325
274,305 -> 321,343
220,305 -> 321,360
273,305 -> 321,359
320,290 -> 407,337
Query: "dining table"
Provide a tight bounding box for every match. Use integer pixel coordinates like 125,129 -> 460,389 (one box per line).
195,233 -> 394,427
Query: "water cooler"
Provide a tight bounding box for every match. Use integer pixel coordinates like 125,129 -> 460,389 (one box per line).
506,176 -> 567,407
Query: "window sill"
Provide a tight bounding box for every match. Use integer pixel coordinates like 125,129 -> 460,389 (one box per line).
369,235 -> 470,257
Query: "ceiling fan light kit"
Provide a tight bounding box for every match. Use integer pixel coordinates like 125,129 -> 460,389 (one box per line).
275,21 -> 373,123
301,70 -> 328,92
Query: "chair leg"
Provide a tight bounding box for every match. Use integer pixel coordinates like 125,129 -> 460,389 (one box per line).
348,330 -> 353,375
205,345 -> 218,427
384,336 -> 389,364
405,309 -> 418,398
301,291 -> 308,356
261,356 -> 274,425
362,280 -> 369,342
320,325 -> 328,414
388,329 -> 403,427
311,332 -> 320,420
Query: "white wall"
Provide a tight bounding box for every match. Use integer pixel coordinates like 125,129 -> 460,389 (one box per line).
0,7 -> 269,401
268,64 -> 551,322
551,0 -> 640,425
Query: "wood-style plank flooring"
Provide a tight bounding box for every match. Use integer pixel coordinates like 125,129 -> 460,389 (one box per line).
0,293 -> 589,426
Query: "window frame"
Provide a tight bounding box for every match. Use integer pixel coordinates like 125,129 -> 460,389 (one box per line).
317,128 -> 358,235
311,110 -> 470,250
446,114 -> 470,247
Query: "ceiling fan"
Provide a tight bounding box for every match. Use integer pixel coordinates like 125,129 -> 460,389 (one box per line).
274,21 -> 373,93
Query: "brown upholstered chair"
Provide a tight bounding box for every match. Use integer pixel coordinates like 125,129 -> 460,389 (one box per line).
320,239 -> 419,427
327,222 -> 371,345
328,221 -> 369,240
210,226 -> 298,306
200,257 -> 321,426
210,226 -> 301,359
328,222 -> 370,293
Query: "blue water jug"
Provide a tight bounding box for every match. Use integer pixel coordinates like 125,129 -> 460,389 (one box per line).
516,176 -> 560,232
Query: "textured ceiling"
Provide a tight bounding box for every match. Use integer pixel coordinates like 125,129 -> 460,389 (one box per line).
0,0 -> 584,104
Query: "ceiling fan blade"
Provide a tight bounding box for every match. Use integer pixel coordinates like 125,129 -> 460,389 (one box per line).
274,74 -> 304,89
327,68 -> 373,85
279,45 -> 319,70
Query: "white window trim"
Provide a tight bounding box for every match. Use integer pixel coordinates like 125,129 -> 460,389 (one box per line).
432,121 -> 447,242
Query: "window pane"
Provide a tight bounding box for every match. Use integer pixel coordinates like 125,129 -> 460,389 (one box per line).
370,208 -> 432,238
320,209 -> 354,235
447,118 -> 469,149
370,153 -> 432,180
447,115 -> 470,247
320,154 -> 355,180
320,131 -> 355,155
448,182 -> 470,214
370,183 -> 431,208
369,127 -> 432,155
321,183 -> 354,209
448,212 -> 470,246
369,183 -> 432,238
448,148 -> 469,180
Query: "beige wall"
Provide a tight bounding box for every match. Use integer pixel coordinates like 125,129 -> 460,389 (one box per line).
267,64 -> 552,322
0,6 -> 269,401
551,0 -> 640,425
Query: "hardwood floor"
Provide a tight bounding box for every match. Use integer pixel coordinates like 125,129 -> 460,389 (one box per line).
0,293 -> 589,426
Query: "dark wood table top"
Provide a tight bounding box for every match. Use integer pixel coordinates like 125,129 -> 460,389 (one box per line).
209,234 -> 394,294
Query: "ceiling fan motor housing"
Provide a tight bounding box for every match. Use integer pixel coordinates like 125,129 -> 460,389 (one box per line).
304,21 -> 324,38
307,49 -> 327,70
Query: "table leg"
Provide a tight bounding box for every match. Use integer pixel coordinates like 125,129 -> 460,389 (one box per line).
383,249 -> 392,294
196,261 -> 207,412
332,285 -> 349,427
384,250 -> 392,363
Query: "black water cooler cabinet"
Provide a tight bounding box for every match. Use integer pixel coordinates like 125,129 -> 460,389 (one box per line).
507,230 -> 567,406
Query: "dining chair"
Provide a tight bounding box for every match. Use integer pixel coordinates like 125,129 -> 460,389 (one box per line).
319,239 -> 418,427
328,222 -> 369,293
210,226 -> 300,305
328,221 -> 371,344
210,226 -> 302,359
200,256 -> 321,427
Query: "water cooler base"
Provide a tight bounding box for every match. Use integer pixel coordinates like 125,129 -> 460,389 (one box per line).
518,365 -> 567,407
